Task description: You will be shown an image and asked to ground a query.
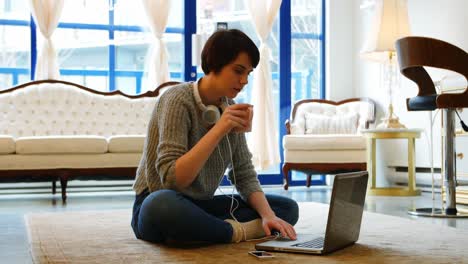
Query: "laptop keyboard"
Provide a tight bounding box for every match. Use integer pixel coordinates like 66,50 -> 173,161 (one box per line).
292,237 -> 324,249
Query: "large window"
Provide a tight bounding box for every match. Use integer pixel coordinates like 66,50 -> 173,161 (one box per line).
0,1 -> 323,96
0,0 -> 325,185
291,0 -> 324,101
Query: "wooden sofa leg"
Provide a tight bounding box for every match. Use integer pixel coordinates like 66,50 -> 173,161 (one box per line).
282,163 -> 290,190
52,180 -> 56,194
306,174 -> 312,188
60,177 -> 68,203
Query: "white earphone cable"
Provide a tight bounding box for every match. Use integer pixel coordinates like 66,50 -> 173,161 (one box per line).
216,117 -> 276,242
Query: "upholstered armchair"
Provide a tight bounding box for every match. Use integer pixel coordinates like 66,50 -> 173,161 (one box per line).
282,98 -> 376,190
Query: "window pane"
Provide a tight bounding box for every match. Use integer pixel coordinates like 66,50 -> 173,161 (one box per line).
167,0 -> 184,28
114,0 -> 146,26
114,0 -> 184,93
291,0 -> 322,35
0,74 -> 11,89
55,28 -> 109,90
291,0 -> 323,103
115,76 -> 135,94
61,0 -> 108,24
60,75 -> 108,92
0,25 -> 30,89
114,31 -> 183,93
114,0 -> 183,28
291,39 -> 322,101
137,33 -> 184,88
0,0 -> 29,20
115,31 -> 150,72
0,0 -> 30,89
0,26 -> 30,64
165,33 -> 184,82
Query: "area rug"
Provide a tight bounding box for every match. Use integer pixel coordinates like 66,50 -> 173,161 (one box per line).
26,202 -> 468,264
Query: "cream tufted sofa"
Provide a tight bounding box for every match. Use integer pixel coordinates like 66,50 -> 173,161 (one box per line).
0,80 -> 177,201
282,98 -> 376,190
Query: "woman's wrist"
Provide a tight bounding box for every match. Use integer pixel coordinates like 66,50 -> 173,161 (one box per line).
212,121 -> 231,136
259,210 -> 276,219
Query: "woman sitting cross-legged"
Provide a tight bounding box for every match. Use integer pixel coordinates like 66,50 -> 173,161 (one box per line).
131,29 -> 299,244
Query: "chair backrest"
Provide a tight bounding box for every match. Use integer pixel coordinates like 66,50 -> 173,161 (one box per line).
288,98 -> 376,135
396,36 -> 468,108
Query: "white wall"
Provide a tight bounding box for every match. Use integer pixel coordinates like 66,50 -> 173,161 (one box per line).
326,0 -> 355,101
351,0 -> 468,184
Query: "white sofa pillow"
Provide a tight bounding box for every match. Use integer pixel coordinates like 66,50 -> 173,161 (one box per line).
305,112 -> 359,134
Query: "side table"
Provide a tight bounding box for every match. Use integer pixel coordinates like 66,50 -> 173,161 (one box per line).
361,128 -> 423,196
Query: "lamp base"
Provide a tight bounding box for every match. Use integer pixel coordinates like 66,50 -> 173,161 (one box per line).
377,116 -> 406,129
377,103 -> 406,129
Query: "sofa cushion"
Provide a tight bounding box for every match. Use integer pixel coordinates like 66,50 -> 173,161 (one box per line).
283,134 -> 366,150
0,153 -> 142,170
305,112 -> 359,134
0,135 -> 15,154
283,149 -> 366,163
108,135 -> 145,153
15,136 -> 108,154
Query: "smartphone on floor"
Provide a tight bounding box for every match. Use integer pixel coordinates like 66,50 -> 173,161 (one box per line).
248,250 -> 275,259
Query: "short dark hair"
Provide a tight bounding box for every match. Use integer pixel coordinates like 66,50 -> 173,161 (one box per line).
201,29 -> 260,74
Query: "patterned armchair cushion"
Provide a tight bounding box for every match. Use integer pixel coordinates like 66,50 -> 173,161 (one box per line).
304,112 -> 360,134
290,99 -> 375,135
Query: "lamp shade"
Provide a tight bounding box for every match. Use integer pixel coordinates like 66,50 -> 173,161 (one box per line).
361,0 -> 411,62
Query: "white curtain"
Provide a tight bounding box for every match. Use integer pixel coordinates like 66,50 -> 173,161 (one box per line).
245,0 -> 282,170
29,0 -> 64,80
142,0 -> 171,91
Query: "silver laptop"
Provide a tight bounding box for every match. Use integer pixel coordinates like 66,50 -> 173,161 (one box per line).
255,171 -> 368,255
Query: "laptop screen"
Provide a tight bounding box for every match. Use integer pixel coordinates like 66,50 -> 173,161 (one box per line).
323,171 -> 368,253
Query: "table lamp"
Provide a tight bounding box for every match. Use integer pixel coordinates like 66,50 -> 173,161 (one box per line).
361,0 -> 411,129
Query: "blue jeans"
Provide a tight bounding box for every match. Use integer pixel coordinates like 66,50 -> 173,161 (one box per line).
131,189 -> 299,244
